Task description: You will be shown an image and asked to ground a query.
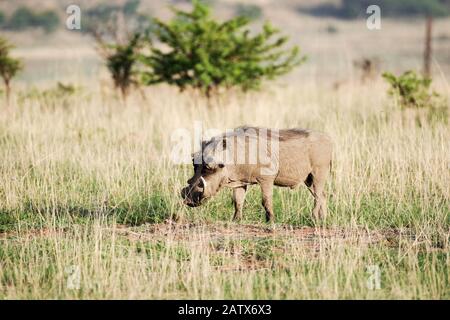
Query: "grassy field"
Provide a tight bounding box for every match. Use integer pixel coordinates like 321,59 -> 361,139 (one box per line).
0,77 -> 449,299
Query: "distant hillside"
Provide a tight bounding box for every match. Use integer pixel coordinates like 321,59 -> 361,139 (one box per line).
300,0 -> 450,19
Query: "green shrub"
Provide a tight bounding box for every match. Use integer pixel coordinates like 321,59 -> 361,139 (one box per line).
0,37 -> 22,105
6,7 -> 35,31
86,3 -> 121,21
305,0 -> 450,19
34,10 -> 60,33
0,11 -> 5,26
140,0 -> 304,98
87,1 -> 147,102
4,7 -> 60,33
18,82 -> 85,109
104,34 -> 141,100
342,0 -> 450,18
383,71 -> 437,108
383,70 -> 448,124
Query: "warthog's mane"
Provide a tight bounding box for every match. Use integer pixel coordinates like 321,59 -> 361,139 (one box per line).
194,126 -> 310,164
203,126 -> 310,147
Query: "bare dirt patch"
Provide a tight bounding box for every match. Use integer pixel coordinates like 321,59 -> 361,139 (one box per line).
0,220 -> 417,252
106,221 -> 421,272
110,220 -> 409,248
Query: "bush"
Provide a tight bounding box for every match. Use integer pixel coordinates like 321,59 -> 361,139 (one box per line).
383,70 -> 448,124
87,1 -> 145,101
383,71 -> 437,108
35,10 -> 60,33
6,7 -> 35,31
343,0 -> 450,18
140,0 -> 304,98
0,11 -> 5,27
304,0 -> 450,19
0,37 -> 22,105
18,82 -> 85,109
105,34 -> 141,100
86,3 -> 121,21
4,7 -> 60,33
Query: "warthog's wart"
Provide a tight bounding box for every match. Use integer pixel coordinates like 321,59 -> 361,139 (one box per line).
181,126 -> 333,222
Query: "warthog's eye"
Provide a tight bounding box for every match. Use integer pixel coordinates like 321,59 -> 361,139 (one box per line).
203,163 -> 224,172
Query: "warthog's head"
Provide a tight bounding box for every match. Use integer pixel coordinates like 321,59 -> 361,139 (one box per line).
181,138 -> 229,207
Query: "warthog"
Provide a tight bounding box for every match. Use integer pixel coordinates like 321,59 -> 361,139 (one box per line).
181,126 -> 333,222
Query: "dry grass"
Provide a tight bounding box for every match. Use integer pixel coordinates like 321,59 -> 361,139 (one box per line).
0,77 -> 448,299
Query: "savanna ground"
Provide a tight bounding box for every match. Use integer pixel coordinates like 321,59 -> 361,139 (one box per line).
1,80 -> 449,299
0,3 -> 450,299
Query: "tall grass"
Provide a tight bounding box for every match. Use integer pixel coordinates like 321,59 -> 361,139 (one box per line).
0,80 -> 448,299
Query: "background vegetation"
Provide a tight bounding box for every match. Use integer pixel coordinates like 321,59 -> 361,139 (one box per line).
1,7 -> 60,33
304,0 -> 450,19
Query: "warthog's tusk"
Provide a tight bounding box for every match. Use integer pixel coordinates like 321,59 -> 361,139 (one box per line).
199,176 -> 207,189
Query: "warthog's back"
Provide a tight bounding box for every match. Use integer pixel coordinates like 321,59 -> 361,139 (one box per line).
226,127 -> 332,187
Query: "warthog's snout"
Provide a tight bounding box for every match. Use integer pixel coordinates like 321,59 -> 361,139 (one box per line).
181,179 -> 206,207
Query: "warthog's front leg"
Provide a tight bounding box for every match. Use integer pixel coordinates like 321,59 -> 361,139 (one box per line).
232,186 -> 247,221
259,180 -> 275,223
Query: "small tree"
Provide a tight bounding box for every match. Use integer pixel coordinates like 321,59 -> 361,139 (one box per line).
104,34 -> 141,100
88,1 -> 147,102
140,0 -> 305,98
0,37 -> 22,106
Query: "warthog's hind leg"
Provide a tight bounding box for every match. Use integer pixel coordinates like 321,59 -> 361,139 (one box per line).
232,186 -> 247,221
306,167 -> 329,221
259,180 -> 275,223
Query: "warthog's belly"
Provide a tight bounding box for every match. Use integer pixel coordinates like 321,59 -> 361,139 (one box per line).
273,142 -> 312,188
274,166 -> 311,188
